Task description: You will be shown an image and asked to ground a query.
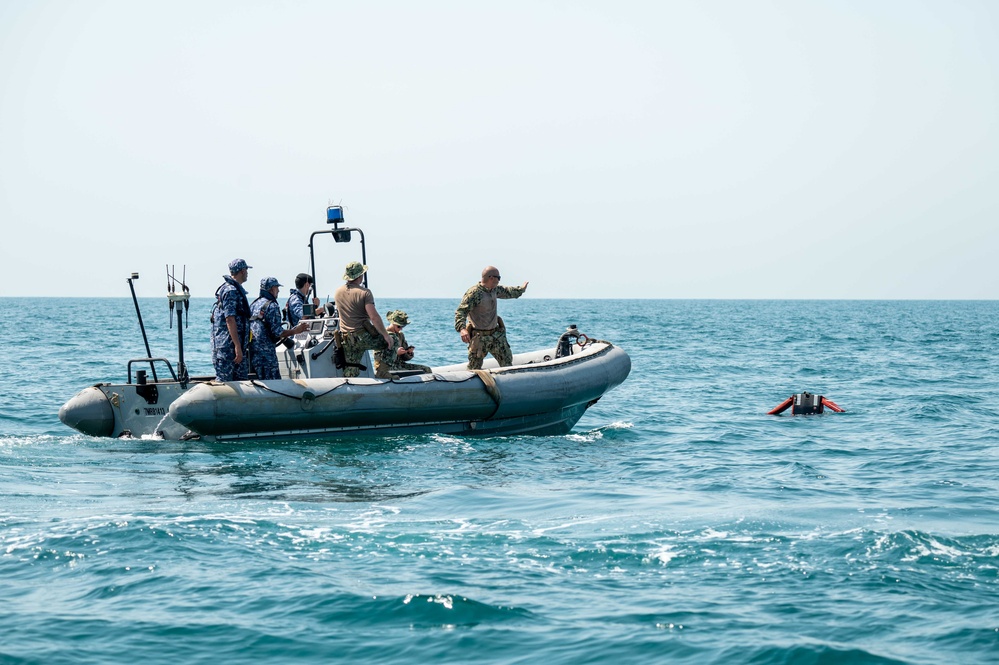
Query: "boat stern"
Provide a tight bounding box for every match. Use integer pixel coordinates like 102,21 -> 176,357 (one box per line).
59,386 -> 115,437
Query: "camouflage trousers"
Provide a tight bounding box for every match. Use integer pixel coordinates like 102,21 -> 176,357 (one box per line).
249,341 -> 281,380
212,348 -> 249,382
340,329 -> 391,378
467,327 -> 513,370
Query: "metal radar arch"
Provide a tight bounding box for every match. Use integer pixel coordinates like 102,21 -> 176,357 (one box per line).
309,205 -> 368,299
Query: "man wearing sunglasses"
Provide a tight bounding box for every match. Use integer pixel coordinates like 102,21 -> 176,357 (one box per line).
454,266 -> 529,370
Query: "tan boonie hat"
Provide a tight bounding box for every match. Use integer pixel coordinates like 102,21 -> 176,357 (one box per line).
343,261 -> 368,281
386,310 -> 410,326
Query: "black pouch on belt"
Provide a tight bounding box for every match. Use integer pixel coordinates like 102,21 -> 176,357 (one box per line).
334,329 -> 346,369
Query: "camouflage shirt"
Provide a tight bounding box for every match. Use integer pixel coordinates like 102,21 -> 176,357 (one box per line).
286,288 -> 308,328
211,276 -> 250,352
454,283 -> 526,332
250,292 -> 284,346
376,330 -> 412,369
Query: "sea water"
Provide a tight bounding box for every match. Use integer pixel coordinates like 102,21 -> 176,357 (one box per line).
1,298 -> 997,664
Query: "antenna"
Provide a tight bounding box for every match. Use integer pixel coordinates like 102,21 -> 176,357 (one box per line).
127,272 -> 157,381
166,265 -> 191,387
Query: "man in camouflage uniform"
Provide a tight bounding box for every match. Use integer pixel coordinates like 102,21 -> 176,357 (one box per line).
454,266 -> 529,370
333,261 -> 394,378
286,272 -> 325,328
250,277 -> 309,380
211,258 -> 252,382
375,310 -> 432,376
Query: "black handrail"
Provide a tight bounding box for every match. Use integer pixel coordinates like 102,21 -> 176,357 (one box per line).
127,358 -> 178,384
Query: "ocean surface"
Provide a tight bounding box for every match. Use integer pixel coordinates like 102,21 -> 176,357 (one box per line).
1,297 -> 997,664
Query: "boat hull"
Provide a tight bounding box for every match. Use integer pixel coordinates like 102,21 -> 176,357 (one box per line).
59,382 -> 198,440
170,343 -> 630,441
60,342 -> 631,442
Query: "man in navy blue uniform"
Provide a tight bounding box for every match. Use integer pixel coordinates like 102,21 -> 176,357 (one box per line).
211,258 -> 253,382
286,273 -> 325,327
250,277 -> 309,380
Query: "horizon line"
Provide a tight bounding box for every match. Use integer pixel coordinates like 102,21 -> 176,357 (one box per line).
10,296 -> 998,302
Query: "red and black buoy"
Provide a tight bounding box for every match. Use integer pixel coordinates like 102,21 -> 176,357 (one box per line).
768,392 -> 844,415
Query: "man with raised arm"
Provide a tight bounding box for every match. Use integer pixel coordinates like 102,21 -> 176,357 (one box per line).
454,266 -> 528,370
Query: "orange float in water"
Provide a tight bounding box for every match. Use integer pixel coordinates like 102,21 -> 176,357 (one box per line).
768,392 -> 845,415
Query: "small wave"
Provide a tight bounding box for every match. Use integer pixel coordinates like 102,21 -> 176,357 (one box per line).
865,529 -> 999,568
600,420 -> 634,431
0,434 -> 76,449
393,593 -> 533,627
428,434 -> 476,452
721,643 -> 909,665
566,421 -> 636,443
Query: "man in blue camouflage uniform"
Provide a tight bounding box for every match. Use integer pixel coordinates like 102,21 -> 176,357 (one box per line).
250,277 -> 310,380
375,309 -> 432,376
286,273 -> 325,328
455,266 -> 529,370
333,261 -> 394,379
211,258 -> 253,382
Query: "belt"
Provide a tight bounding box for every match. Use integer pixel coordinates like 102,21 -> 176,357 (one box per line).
342,325 -> 375,336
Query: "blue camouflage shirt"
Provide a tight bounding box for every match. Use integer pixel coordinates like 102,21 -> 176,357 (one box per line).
250,291 -> 285,349
286,288 -> 308,328
211,276 -> 250,353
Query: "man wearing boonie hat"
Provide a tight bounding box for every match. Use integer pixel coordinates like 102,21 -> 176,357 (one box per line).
211,258 -> 254,381
249,277 -> 310,380
454,265 -> 529,370
375,309 -> 431,376
332,261 -> 394,378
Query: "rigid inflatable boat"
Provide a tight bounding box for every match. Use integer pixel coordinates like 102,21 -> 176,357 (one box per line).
59,206 -> 631,442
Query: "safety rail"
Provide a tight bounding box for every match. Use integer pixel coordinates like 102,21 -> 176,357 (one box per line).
127,358 -> 179,384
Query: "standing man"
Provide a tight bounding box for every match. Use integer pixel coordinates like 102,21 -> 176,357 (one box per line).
333,261 -> 394,378
454,266 -> 528,370
286,273 -> 325,328
250,277 -> 309,380
211,258 -> 252,382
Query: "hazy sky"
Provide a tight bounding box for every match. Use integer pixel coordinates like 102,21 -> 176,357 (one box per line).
1,1 -> 996,299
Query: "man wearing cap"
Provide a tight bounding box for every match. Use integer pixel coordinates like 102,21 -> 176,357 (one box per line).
454,266 -> 529,370
250,277 -> 310,380
375,310 -> 432,376
333,261 -> 394,378
286,273 -> 325,328
211,258 -> 253,382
